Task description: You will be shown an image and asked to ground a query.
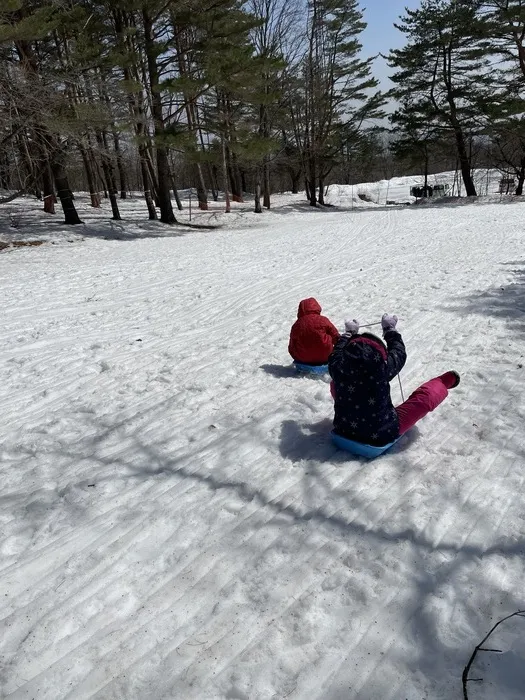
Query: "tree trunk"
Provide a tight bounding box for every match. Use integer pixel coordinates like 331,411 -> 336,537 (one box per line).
222,138 -> 231,213
18,134 -> 38,196
114,9 -> 155,217
211,165 -> 219,200
456,141 -> 477,196
227,149 -> 243,203
207,163 -> 218,202
263,158 -> 271,209
144,189 -> 157,219
260,101 -> 271,209
516,155 -> 525,195
42,163 -> 55,214
318,176 -> 325,205
195,125 -> 211,209
143,9 -> 176,224
254,167 -> 262,213
79,144 -> 100,207
112,131 -> 127,199
195,163 -> 208,210
51,153 -> 82,225
223,99 -> 243,203
139,149 -> 157,220
172,26 -> 209,212
449,116 -> 476,196
0,151 -> 10,189
290,169 -> 300,194
107,190 -> 121,220
228,166 -> 239,202
93,152 -> 108,199
85,133 -> 106,200
171,175 -> 183,210
139,146 -> 157,219
142,156 -> 157,220
308,157 -> 317,206
96,130 -> 121,220
100,156 -> 121,220
144,145 -> 159,205
156,153 -> 175,222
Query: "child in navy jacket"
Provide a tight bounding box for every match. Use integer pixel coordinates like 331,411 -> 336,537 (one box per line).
329,314 -> 459,446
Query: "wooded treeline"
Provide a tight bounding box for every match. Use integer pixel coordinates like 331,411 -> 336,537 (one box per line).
0,0 -> 383,222
1,0 -> 525,224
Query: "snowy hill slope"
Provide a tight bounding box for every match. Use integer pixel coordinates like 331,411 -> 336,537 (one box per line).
1,190 -> 525,699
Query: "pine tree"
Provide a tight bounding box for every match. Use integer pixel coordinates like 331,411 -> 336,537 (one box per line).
110,5 -> 158,220
479,0 -> 525,80
197,1 -> 273,211
489,117 -> 525,193
390,99 -> 445,192
248,0 -> 298,211
291,0 -> 383,206
476,1 -> 525,194
389,0 -> 495,197
0,2 -> 84,223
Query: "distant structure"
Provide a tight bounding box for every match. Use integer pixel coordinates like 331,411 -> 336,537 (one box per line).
433,184 -> 450,197
410,183 -> 450,198
498,178 -> 515,194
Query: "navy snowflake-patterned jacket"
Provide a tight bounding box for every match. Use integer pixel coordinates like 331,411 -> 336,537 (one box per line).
328,331 -> 407,446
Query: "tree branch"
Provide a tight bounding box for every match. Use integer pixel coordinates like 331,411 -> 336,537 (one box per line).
0,190 -> 26,204
462,610 -> 525,700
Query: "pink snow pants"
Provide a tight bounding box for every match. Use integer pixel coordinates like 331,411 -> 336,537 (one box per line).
330,375 -> 450,435
395,376 -> 449,435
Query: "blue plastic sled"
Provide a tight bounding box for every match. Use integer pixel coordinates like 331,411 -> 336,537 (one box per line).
294,362 -> 328,375
331,431 -> 399,459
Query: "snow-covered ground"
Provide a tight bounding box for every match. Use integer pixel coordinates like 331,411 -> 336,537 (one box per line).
1,180 -> 525,699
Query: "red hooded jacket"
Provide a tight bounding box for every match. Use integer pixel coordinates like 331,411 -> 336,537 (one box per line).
288,298 -> 340,364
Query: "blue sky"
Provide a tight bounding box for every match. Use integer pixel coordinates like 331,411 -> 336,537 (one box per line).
360,1 -> 421,89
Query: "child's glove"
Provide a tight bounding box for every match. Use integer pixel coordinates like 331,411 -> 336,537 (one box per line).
381,313 -> 398,334
344,319 -> 359,335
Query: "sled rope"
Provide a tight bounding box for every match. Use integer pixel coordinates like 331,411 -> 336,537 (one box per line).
398,374 -> 405,402
360,318 -> 404,328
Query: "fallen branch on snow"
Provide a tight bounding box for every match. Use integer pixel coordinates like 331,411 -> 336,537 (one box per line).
0,190 -> 26,205
462,609 -> 525,699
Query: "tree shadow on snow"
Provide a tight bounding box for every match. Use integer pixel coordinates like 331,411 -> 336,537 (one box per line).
81,219 -> 202,241
4,212 -> 207,243
63,411 -> 525,561
446,262 -> 525,336
442,263 -> 525,459
35,403 -> 525,697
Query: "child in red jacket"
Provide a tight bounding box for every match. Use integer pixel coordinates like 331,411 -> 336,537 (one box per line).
288,298 -> 340,365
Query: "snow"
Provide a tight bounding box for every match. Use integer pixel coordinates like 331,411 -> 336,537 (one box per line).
325,169 -> 512,206
1,178 -> 525,699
